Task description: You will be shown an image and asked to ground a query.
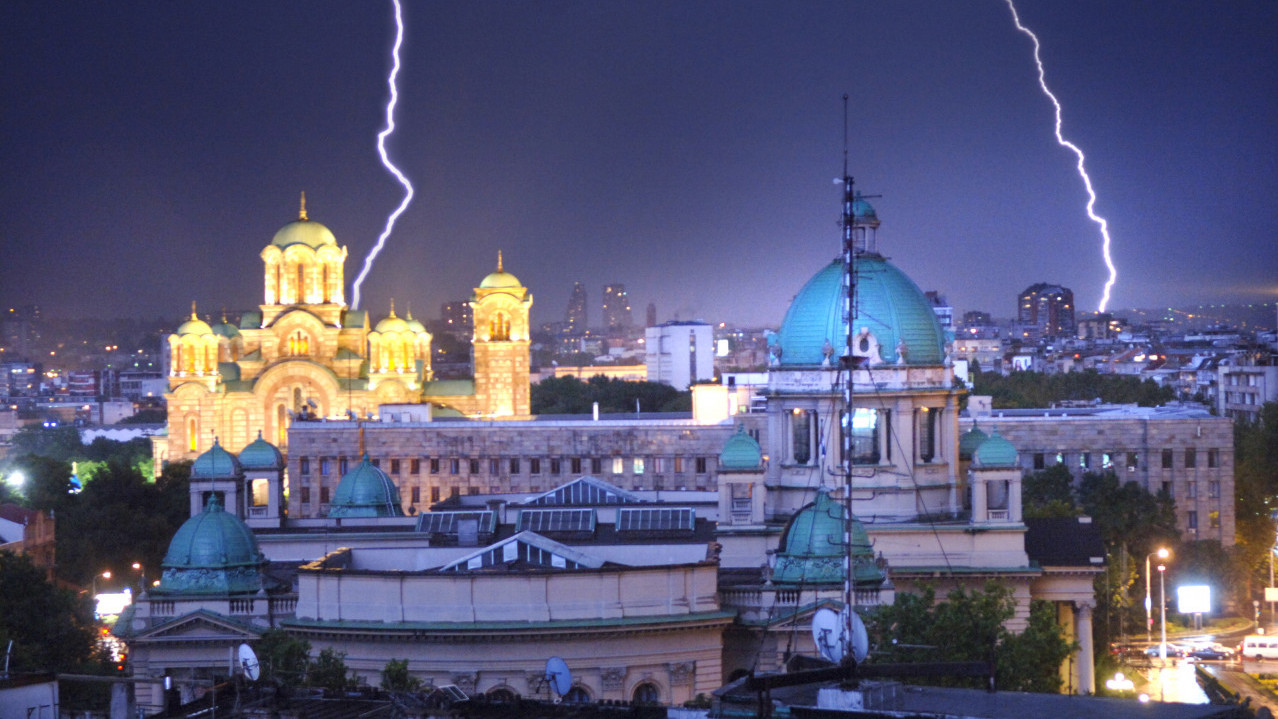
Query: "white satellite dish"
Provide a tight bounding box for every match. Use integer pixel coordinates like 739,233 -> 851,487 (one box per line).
544,656 -> 572,698
237,643 -> 260,681
846,609 -> 869,664
811,608 -> 845,663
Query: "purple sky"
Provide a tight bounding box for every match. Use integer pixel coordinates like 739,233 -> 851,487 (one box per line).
3,1 -> 1275,328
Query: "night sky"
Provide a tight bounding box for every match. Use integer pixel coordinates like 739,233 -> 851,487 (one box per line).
3,1 -> 1275,328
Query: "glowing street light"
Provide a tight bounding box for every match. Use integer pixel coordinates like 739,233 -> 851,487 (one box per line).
1158,562 -> 1168,667
1146,547 -> 1170,643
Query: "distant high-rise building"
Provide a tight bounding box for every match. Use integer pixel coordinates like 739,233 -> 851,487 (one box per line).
1,305 -> 40,360
924,291 -> 953,333
645,321 -> 714,391
440,301 -> 473,337
1017,283 -> 1075,340
602,284 -> 632,330
646,302 -> 657,328
962,310 -> 992,326
564,282 -> 588,335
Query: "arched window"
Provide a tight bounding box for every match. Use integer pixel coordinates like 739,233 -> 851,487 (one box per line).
296,262 -> 306,303
276,404 -> 288,446
490,312 -> 510,341
632,683 -> 660,705
321,264 -> 330,303
563,687 -> 590,704
486,687 -> 517,703
187,416 -> 199,453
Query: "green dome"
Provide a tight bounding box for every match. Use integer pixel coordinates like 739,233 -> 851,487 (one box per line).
772,488 -> 883,588
155,495 -> 265,595
191,439 -> 241,479
719,425 -> 762,470
775,256 -> 945,366
328,454 -> 405,518
271,219 -> 338,249
851,192 -> 877,219
375,313 -> 410,333
958,426 -> 989,460
973,429 -> 1018,467
238,431 -> 284,471
480,270 -> 521,289
176,313 -> 213,336
212,321 -> 240,339
404,310 -> 426,334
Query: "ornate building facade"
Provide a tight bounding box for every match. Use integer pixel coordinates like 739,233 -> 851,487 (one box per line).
154,198 -> 532,467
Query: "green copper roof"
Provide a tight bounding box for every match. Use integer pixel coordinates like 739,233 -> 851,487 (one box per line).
328,454 -> 405,518
775,256 -> 946,366
176,315 -> 213,336
270,219 -> 337,249
773,487 -> 883,588
211,321 -> 240,339
851,192 -> 877,219
719,424 -> 762,470
973,429 -> 1018,467
238,431 -> 284,471
191,439 -> 241,479
155,495 -> 264,595
958,426 -> 989,460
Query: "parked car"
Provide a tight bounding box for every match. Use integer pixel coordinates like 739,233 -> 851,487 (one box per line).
1188,645 -> 1233,661
1145,643 -> 1185,658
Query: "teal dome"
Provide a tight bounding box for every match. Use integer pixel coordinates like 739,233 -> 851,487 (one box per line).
404,310 -> 426,334
775,256 -> 946,366
851,192 -> 877,220
211,317 -> 240,339
958,426 -> 989,460
772,488 -> 883,588
155,495 -> 264,595
271,219 -> 337,249
328,454 -> 405,518
191,439 -> 241,479
719,425 -> 762,470
239,431 -> 284,471
176,313 -> 212,337
973,429 -> 1018,467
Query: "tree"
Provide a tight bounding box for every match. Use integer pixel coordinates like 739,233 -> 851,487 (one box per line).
1022,465 -> 1079,518
381,658 -> 422,691
1233,403 -> 1278,607
255,630 -> 310,687
308,648 -> 360,691
0,551 -> 97,672
531,376 -> 691,415
866,582 -> 1074,692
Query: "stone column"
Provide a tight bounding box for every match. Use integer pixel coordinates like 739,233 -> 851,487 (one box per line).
1075,601 -> 1095,694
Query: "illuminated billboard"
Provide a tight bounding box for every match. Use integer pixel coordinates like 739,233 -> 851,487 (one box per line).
1177,585 -> 1211,614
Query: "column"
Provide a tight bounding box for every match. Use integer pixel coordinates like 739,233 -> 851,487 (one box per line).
1075,601 -> 1095,694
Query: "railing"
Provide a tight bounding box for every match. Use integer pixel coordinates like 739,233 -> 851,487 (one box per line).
152,600 -> 175,616
271,597 -> 297,615
988,509 -> 1010,520
230,598 -> 255,614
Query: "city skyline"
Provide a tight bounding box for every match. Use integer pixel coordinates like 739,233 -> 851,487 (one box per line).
2,1 -> 1274,328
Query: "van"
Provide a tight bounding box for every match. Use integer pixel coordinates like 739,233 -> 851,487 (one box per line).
1240,635 -> 1278,660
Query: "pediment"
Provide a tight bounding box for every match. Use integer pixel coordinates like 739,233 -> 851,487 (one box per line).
133,609 -> 259,643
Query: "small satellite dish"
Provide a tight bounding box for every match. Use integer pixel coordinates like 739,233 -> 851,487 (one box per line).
545,656 -> 572,697
846,609 -> 870,664
811,608 -> 845,663
237,643 -> 260,681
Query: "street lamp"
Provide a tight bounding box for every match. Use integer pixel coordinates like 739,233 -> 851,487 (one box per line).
1146,548 -> 1170,644
1158,562 -> 1168,666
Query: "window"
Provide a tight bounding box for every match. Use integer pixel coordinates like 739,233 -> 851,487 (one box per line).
1208,481 -> 1220,498
1161,481 -> 1172,496
846,408 -> 880,465
1209,510 -> 1220,529
571,457 -> 582,474
791,409 -> 814,464
652,457 -> 665,473
489,458 -> 500,474
1208,449 -> 1219,468
632,683 -> 660,705
450,458 -> 460,475
468,487 -> 480,495
320,457 -> 331,475
1102,453 -> 1114,470
673,456 -> 684,473
696,456 -> 707,474
430,457 -> 440,474
917,407 -> 938,463
530,458 -> 541,474
550,458 -> 562,474
300,457 -> 310,475
300,486 -> 311,504
1079,452 -> 1091,469
390,459 -> 401,474
469,459 -> 480,474
1187,481 -> 1197,499
251,478 -> 269,507
1162,449 -> 1173,469
591,457 -> 602,474
1127,452 -> 1139,471
339,457 -> 349,475
320,486 -> 330,504
431,486 -> 441,502
633,458 -> 645,475
1033,453 -> 1045,470
450,487 -> 460,498
1187,511 -> 1198,529
411,486 -> 420,503
509,458 -> 520,474
372,458 -> 381,468
411,458 -> 420,474
612,457 -> 624,474
1185,449 -> 1197,468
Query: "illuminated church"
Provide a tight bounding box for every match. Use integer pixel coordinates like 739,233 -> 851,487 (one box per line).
153,195 -> 532,466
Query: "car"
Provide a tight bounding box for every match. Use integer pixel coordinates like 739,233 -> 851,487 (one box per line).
1145,643 -> 1185,658
1188,646 -> 1232,661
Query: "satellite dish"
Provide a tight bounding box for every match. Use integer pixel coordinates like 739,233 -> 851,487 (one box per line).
237,643 -> 260,681
811,608 -> 845,663
846,609 -> 870,664
544,656 -> 572,697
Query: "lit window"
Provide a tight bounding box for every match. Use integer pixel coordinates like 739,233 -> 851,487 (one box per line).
251,479 -> 269,507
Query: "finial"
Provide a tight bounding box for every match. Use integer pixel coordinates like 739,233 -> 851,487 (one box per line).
496,250 -> 503,273
191,301 -> 199,320
299,191 -> 308,221
358,422 -> 366,456
221,307 -> 228,323
388,298 -> 396,318
404,302 -> 414,320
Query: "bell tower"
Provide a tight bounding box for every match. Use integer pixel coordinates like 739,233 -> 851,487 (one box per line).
470,252 -> 532,417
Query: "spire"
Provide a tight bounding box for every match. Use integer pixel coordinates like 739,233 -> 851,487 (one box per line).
299,191 -> 308,221
388,298 -> 397,318
496,250 -> 504,273
191,301 -> 199,321
404,302 -> 414,320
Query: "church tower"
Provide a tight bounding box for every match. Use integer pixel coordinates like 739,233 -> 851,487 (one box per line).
470,252 -> 532,417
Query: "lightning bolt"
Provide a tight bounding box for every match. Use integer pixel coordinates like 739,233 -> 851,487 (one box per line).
351,0 -> 413,311
1004,0 -> 1119,313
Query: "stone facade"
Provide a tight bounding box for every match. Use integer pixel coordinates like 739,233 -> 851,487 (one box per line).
960,405 -> 1235,544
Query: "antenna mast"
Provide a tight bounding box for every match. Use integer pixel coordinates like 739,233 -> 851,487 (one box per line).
840,92 -> 858,666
